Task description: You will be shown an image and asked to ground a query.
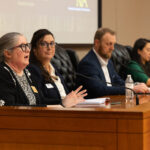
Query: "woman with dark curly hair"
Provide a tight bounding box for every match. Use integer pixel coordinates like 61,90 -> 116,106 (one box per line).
28,29 -> 87,106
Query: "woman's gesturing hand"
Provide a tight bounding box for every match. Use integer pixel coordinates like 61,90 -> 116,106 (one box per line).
62,86 -> 87,107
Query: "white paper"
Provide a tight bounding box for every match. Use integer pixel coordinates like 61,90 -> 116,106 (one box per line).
77,98 -> 110,105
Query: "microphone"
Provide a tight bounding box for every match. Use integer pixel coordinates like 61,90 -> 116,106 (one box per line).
75,72 -> 139,105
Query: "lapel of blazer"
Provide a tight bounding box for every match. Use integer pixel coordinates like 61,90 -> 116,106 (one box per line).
107,60 -> 116,82
89,50 -> 106,81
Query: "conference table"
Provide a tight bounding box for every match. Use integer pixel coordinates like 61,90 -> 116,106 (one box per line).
0,95 -> 150,150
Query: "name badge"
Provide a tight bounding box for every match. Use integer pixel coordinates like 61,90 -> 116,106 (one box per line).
45,83 -> 54,89
31,86 -> 38,93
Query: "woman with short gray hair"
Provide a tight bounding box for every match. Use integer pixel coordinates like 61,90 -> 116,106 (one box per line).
0,32 -> 23,63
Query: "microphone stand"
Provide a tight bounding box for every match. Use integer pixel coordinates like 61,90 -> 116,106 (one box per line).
75,72 -> 140,105
117,62 -> 147,105
136,94 -> 139,105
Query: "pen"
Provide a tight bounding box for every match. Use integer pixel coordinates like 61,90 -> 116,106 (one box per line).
111,101 -> 121,105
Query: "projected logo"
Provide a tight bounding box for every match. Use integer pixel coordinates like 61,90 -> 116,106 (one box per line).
76,0 -> 88,8
68,0 -> 90,12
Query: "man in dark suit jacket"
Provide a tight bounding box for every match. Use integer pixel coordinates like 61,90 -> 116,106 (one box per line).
77,28 -> 149,98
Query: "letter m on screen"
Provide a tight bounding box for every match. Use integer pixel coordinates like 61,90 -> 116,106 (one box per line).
76,0 -> 88,8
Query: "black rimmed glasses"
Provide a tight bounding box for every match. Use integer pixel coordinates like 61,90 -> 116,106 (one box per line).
9,43 -> 31,52
39,41 -> 56,48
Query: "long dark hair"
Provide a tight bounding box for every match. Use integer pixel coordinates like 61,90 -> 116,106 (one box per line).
30,29 -> 54,82
131,38 -> 150,76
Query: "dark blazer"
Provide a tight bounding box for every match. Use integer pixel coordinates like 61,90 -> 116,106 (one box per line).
27,64 -> 68,104
76,49 -> 125,98
0,62 -> 41,106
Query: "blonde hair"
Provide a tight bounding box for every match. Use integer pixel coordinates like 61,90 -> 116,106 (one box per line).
94,28 -> 115,42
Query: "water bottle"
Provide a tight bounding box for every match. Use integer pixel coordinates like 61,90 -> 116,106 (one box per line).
125,75 -> 134,101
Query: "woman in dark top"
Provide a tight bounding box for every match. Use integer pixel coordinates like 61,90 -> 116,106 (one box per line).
28,29 -> 87,105
0,32 -> 87,106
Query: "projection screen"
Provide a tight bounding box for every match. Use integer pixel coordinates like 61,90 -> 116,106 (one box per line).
0,0 -> 99,44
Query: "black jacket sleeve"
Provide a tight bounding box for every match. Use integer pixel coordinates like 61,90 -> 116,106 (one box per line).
0,67 -> 17,105
27,64 -> 62,105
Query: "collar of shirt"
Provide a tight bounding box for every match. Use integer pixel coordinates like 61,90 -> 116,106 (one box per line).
49,63 -> 58,81
93,48 -> 109,67
49,63 -> 67,99
93,48 -> 112,86
49,63 -> 55,76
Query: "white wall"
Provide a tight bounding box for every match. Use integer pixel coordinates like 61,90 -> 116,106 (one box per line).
102,0 -> 150,46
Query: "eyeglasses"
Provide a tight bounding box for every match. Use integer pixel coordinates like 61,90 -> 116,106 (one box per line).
9,43 -> 31,52
39,41 -> 56,48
